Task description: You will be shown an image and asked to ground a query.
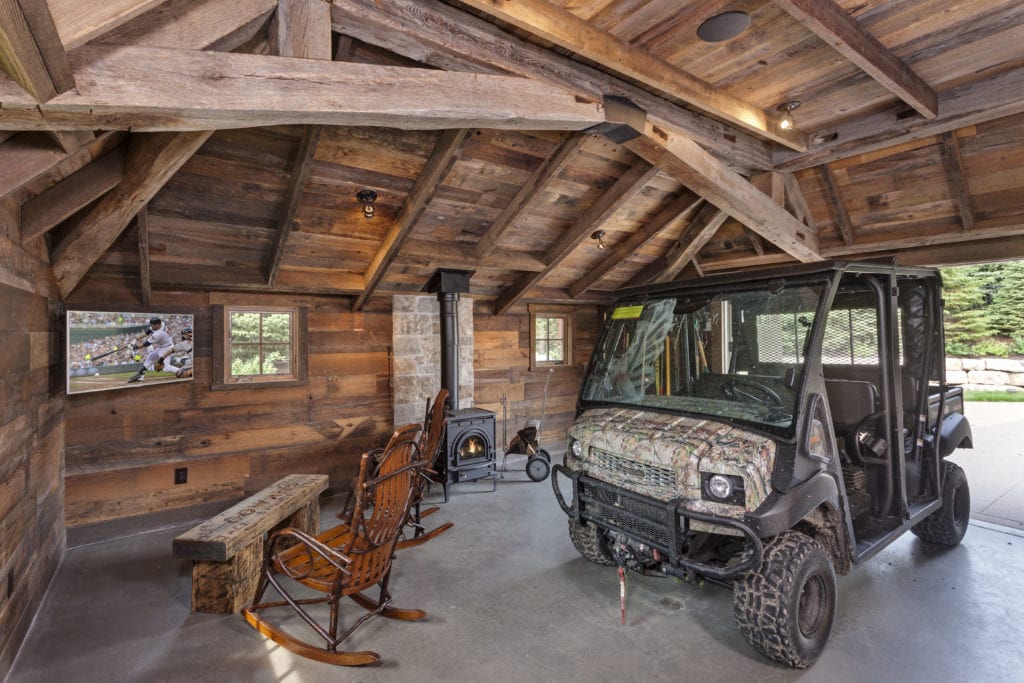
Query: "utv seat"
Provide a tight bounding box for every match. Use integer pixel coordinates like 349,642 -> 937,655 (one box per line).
824,379 -> 878,431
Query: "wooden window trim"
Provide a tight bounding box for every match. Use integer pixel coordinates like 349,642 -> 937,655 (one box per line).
212,305 -> 308,390
529,304 -> 574,371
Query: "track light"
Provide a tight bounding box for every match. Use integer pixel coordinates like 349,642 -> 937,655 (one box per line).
356,189 -> 377,220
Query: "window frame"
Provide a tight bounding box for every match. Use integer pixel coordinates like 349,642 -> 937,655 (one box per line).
212,305 -> 308,389
529,305 -> 574,371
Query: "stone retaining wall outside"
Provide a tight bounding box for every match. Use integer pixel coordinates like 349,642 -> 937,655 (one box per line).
946,357 -> 1024,392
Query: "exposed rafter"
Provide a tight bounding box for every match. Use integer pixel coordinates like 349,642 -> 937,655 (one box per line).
568,191 -> 701,298
265,0 -> 331,286
50,0 -> 171,49
51,131 -> 213,299
475,132 -> 588,259
329,0 -> 772,173
818,165 -> 855,245
775,0 -> 937,119
353,128 -> 471,311
940,132 -> 975,232
494,159 -> 659,314
0,45 -> 605,133
20,146 -> 125,243
599,100 -> 820,263
781,172 -> 815,231
624,201 -> 728,287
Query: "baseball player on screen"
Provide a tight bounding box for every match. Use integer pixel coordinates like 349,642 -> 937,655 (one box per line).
126,317 -> 179,383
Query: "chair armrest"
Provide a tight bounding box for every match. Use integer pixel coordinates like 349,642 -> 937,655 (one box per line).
269,527 -> 352,579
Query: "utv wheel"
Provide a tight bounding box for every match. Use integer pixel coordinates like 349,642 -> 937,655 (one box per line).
526,456 -> 550,482
568,519 -> 615,566
733,531 -> 837,669
912,462 -> 970,546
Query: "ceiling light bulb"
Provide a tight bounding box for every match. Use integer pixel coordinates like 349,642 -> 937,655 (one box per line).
363,204 -> 374,219
591,229 -> 606,249
356,189 -> 377,220
776,101 -> 801,132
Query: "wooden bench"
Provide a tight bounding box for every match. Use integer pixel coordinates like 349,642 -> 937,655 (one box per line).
172,473 -> 329,613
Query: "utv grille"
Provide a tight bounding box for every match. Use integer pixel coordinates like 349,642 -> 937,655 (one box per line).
584,483 -> 673,550
590,448 -> 678,492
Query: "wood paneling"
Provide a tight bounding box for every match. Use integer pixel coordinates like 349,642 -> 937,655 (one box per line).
0,228 -> 64,677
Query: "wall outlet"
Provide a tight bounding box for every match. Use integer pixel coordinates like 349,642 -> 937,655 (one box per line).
174,467 -> 188,485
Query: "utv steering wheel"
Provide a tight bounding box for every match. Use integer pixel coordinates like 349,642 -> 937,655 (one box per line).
721,378 -> 785,409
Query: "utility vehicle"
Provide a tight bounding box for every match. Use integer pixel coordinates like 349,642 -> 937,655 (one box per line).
552,262 -> 972,668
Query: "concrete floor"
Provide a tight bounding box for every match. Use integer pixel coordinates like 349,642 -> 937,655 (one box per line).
949,402 -> 1024,530
9,446 -> 1024,683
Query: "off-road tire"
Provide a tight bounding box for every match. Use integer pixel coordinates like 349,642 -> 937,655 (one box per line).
733,531 -> 836,669
526,456 -> 550,482
912,461 -> 970,546
568,519 -> 615,566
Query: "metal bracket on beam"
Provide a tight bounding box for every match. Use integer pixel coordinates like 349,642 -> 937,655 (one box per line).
587,96 -> 647,143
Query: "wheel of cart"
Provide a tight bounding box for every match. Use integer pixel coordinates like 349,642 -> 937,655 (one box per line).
499,369 -> 553,482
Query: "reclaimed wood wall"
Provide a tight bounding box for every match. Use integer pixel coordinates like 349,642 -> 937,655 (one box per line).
64,265 -> 601,527
473,301 -> 601,450
0,204 -> 65,675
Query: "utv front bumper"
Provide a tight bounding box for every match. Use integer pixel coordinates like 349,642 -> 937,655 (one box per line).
552,464 -> 763,580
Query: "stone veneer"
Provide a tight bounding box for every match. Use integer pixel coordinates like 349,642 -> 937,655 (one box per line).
392,294 -> 474,427
946,357 -> 1024,392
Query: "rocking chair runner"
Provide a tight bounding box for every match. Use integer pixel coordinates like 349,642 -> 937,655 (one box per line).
242,423 -> 426,666
396,388 -> 453,550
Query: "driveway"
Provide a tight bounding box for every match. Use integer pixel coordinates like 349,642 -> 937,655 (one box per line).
949,401 -> 1024,530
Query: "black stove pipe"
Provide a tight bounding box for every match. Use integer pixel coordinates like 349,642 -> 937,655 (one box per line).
425,268 -> 474,412
438,290 -> 460,410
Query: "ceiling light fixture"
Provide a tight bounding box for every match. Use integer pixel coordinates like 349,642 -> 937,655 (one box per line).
591,229 -> 607,250
776,101 -> 801,131
697,11 -> 751,43
356,189 -> 377,220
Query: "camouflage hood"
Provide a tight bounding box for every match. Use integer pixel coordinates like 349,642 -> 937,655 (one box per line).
569,407 -> 777,514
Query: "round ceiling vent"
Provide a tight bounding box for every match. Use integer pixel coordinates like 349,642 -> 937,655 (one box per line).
697,11 -> 751,43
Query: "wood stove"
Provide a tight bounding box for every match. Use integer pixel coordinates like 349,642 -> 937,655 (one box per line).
425,269 -> 497,500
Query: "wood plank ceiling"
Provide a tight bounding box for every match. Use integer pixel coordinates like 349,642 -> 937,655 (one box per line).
2,0 -> 1024,310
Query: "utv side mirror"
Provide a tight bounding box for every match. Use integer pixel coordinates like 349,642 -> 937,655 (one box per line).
784,367 -> 797,389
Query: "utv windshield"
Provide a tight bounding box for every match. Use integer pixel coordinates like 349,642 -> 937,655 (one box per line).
581,281 -> 827,434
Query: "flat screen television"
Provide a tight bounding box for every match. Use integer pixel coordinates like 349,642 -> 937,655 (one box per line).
66,310 -> 195,395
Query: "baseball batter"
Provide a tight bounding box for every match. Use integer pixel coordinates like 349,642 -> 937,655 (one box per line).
126,317 -> 178,383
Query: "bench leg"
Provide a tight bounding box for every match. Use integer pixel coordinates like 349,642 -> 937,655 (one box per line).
191,537 -> 264,613
279,498 -> 321,536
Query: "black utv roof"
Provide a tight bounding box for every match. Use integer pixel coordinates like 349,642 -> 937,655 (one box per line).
614,260 -> 941,302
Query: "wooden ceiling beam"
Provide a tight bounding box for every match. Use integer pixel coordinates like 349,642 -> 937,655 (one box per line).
0,3 -> 271,203
20,145 -> 125,243
602,102 -> 820,263
51,130 -> 212,299
0,45 -> 605,132
940,132 -> 975,233
568,191 -> 701,298
136,204 -> 151,307
657,203 -> 728,283
49,0 -> 169,50
818,165 -> 855,245
353,128 -> 471,311
475,132 -> 588,259
775,66 -> 1024,172
0,0 -> 93,152
494,159 -> 658,315
774,0 -> 937,119
455,0 -> 805,151
781,171 -> 815,230
329,0 -> 773,174
400,239 -> 548,274
623,200 -> 727,288
265,0 -> 331,286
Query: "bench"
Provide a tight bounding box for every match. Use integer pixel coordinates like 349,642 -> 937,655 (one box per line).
172,473 -> 329,613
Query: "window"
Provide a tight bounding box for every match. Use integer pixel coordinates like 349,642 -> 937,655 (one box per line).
530,306 -> 574,370
214,305 -> 307,387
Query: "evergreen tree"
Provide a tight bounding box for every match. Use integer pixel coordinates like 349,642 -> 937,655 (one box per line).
941,265 -> 993,355
988,261 -> 1024,338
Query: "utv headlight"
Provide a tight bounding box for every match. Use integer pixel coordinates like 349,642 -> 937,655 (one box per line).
707,474 -> 733,499
700,472 -> 745,506
569,437 -> 583,459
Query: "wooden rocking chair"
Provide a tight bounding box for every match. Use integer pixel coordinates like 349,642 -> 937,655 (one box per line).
396,388 -> 453,550
242,423 -> 426,666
